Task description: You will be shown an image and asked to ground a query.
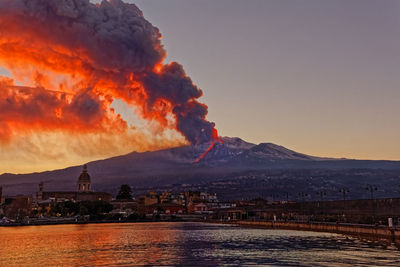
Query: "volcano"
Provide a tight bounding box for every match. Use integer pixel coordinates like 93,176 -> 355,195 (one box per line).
1,137 -> 400,199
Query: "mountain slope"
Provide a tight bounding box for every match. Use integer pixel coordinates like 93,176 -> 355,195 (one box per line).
1,137 -> 400,197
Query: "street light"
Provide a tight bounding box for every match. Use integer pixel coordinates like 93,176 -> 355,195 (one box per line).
366,184 -> 378,224
339,187 -> 350,201
298,192 -> 309,217
298,192 -> 308,202
366,185 -> 378,200
339,187 -> 350,222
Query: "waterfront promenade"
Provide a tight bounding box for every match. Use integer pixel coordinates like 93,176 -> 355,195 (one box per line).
224,220 -> 400,247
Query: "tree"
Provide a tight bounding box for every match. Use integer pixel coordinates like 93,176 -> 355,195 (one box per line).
116,184 -> 133,200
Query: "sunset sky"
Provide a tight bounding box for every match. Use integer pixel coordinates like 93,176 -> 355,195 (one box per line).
131,0 -> 400,159
0,0 -> 399,174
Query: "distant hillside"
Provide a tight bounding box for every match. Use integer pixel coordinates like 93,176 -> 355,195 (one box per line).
1,137 -> 400,199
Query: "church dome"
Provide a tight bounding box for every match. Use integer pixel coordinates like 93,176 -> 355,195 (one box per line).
78,164 -> 91,182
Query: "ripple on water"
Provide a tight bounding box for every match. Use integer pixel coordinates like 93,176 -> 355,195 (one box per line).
0,222 -> 399,266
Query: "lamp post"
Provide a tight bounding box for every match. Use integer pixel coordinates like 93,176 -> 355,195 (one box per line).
366,184 -> 378,224
298,192 -> 308,218
338,188 -> 350,221
339,187 -> 350,201
283,192 -> 290,221
316,191 -> 327,214
366,184 -> 378,200
298,192 -> 308,202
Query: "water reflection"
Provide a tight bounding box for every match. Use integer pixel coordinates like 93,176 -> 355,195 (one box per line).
0,222 -> 398,266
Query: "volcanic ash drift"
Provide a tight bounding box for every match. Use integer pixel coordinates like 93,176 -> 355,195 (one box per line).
0,0 -> 220,153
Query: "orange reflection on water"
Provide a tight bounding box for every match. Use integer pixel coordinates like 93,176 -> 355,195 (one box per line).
2,222 -> 398,266
0,223 -> 184,266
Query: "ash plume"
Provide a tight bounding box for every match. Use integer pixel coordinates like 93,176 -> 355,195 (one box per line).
0,0 -> 217,146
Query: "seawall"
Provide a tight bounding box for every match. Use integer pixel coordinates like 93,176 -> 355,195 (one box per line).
230,220 -> 400,247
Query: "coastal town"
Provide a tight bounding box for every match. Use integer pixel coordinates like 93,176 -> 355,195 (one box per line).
2,165 -> 400,232
0,165 -> 237,224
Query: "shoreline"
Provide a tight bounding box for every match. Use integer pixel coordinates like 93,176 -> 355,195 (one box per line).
0,218 -> 192,227
2,218 -> 400,248
211,220 -> 400,248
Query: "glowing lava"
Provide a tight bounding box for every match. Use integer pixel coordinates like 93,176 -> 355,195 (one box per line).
195,128 -> 223,162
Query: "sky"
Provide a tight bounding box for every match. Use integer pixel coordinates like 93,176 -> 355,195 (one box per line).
0,0 -> 399,173
129,0 -> 400,160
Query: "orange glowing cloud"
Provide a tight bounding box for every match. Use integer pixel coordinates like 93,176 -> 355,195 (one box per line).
0,0 -> 219,152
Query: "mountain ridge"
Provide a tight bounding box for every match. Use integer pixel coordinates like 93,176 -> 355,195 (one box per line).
1,136 -> 400,198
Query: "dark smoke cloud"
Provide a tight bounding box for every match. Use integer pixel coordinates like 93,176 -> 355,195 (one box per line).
2,0 -> 164,72
0,0 -> 217,144
141,62 -> 215,144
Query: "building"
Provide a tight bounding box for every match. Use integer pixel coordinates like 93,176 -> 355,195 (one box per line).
138,192 -> 159,206
0,186 -> 33,219
145,203 -> 186,215
111,199 -> 137,213
193,203 -> 208,214
137,192 -> 159,214
185,191 -> 200,203
77,164 -> 91,192
200,192 -> 218,203
160,192 -> 171,203
37,165 -> 112,203
3,195 -> 33,220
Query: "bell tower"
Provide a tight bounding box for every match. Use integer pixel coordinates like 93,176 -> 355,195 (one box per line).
37,182 -> 43,201
77,164 -> 91,193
